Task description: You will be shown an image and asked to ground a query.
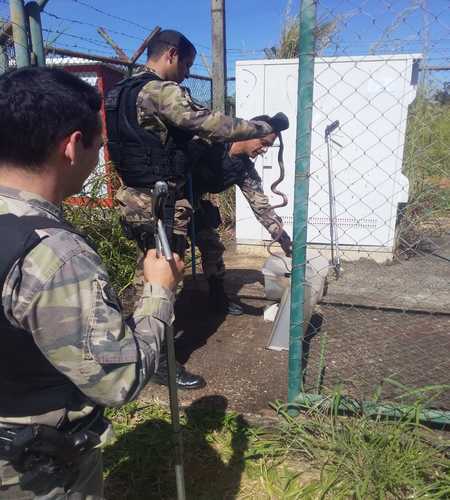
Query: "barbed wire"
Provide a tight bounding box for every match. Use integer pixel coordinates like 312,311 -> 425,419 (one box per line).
41,28 -> 118,51
67,0 -> 151,32
42,9 -> 142,43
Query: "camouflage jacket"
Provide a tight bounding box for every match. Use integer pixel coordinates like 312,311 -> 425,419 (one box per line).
0,186 -> 173,424
236,157 -> 283,237
135,67 -> 273,144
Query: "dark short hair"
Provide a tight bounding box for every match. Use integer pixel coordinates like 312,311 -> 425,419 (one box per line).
251,114 -> 271,124
0,67 -> 102,169
147,29 -> 196,61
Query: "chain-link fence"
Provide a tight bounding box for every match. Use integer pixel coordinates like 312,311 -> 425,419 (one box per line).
185,74 -> 213,108
291,0 -> 450,420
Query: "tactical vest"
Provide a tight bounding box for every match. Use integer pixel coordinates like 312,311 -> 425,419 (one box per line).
190,142 -> 253,195
0,214 -> 88,418
105,71 -> 194,190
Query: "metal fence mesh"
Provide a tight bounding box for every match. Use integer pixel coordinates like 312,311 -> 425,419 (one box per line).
184,75 -> 213,108
298,0 -> 450,416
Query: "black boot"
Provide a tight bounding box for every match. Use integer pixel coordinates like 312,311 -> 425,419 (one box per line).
208,276 -> 243,316
152,358 -> 206,390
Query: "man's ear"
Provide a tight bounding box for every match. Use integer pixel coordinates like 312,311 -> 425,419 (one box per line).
167,47 -> 178,63
63,131 -> 83,166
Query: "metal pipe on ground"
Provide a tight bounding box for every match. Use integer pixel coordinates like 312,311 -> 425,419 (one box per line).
293,393 -> 450,427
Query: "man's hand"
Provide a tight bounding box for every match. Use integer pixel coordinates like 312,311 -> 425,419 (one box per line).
278,230 -> 292,257
143,249 -> 184,291
269,112 -> 290,133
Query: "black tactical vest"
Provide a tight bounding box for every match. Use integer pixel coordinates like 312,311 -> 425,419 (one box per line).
105,71 -> 194,190
189,141 -> 253,195
0,214 -> 88,417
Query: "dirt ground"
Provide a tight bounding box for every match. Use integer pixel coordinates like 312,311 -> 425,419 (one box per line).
141,234 -> 450,415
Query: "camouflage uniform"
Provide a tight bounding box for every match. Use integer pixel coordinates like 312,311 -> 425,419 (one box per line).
0,186 -> 174,499
194,153 -> 283,279
116,67 -> 273,296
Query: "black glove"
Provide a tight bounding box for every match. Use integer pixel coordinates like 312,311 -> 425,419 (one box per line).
278,230 -> 292,257
269,112 -> 290,133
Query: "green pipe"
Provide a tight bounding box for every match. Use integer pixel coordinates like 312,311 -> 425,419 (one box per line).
0,41 -> 7,74
26,2 -> 45,66
9,0 -> 30,67
293,392 -> 450,426
288,0 -> 317,404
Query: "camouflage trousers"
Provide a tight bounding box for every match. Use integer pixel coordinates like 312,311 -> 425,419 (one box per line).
116,186 -> 226,302
194,225 -> 226,281
115,185 -> 193,301
0,449 -> 103,499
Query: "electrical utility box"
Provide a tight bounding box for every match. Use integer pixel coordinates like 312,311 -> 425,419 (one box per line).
235,55 -> 420,259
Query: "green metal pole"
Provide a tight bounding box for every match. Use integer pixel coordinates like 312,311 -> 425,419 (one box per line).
288,0 -> 317,404
9,0 -> 30,67
26,1 -> 45,66
0,41 -> 8,74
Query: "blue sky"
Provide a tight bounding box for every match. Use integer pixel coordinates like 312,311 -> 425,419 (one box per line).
1,0 -> 448,76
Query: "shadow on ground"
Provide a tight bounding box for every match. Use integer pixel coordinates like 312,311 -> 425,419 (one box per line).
104,395 -> 249,500
174,271 -> 266,365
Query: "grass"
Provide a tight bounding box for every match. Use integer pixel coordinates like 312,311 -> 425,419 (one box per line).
102,398 -> 450,499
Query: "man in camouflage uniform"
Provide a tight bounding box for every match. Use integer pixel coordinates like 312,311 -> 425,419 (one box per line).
0,67 -> 183,499
106,30 -> 288,388
190,120 -> 292,314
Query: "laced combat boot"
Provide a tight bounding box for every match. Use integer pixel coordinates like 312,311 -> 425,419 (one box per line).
151,345 -> 206,390
152,360 -> 206,390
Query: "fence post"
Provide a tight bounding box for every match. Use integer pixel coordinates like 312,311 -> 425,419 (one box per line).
9,0 -> 30,67
0,40 -> 8,74
26,1 -> 45,66
211,0 -> 226,112
288,0 -> 317,405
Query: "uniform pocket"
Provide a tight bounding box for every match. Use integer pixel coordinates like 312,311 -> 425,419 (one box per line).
85,279 -> 138,365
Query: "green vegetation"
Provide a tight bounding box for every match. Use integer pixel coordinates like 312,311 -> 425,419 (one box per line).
103,399 -> 450,499
397,93 -> 450,253
63,171 -> 136,295
264,0 -> 336,58
404,96 -> 450,214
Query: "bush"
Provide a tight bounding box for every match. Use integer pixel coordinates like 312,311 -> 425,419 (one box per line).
63,169 -> 136,296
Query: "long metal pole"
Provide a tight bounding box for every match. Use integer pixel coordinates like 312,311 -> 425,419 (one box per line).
288,0 -> 317,404
26,1 -> 45,66
9,0 -> 30,67
165,324 -> 186,500
211,0 -> 226,112
186,174 -> 197,279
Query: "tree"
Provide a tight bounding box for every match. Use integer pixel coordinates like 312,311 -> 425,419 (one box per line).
264,3 -> 336,59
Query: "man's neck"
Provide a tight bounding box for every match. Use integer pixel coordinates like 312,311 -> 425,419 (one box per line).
145,62 -> 165,80
0,166 -> 64,205
229,143 -> 246,157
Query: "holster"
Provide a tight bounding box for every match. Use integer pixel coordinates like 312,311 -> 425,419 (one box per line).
120,184 -> 187,257
0,416 -> 102,492
120,218 -> 156,253
0,424 -> 100,467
